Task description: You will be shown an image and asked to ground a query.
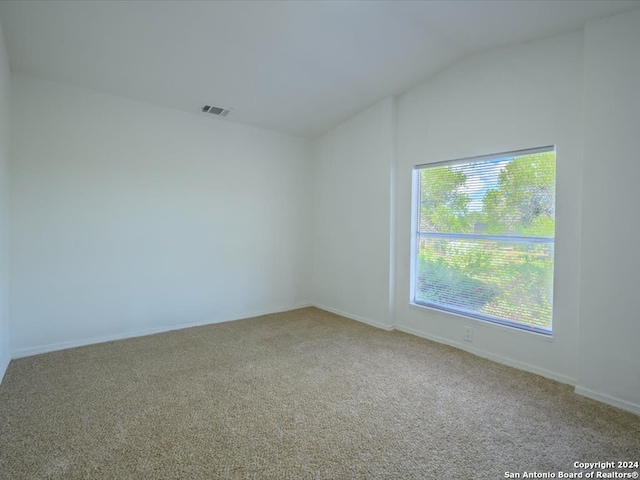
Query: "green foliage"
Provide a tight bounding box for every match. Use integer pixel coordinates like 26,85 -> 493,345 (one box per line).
521,216 -> 555,237
420,167 -> 470,233
482,152 -> 556,237
417,151 -> 556,330
416,240 -> 554,329
418,255 -> 497,311
420,152 -> 555,237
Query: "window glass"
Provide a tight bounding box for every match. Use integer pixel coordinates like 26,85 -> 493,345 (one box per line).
412,147 -> 556,334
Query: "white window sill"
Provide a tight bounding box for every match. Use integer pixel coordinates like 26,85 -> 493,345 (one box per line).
408,301 -> 555,342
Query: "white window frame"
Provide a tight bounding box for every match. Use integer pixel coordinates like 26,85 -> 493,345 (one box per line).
410,146 -> 556,335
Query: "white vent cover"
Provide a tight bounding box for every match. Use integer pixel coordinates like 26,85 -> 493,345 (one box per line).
201,105 -> 231,117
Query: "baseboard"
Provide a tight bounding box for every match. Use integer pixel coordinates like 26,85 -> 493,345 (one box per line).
292,302 -> 313,309
0,349 -> 10,386
311,305 -> 575,386
394,324 -> 576,386
9,302 -> 639,416
11,303 -> 314,359
575,386 -> 640,416
312,303 -> 394,331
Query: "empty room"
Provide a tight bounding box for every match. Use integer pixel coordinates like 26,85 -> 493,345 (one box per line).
0,0 -> 639,478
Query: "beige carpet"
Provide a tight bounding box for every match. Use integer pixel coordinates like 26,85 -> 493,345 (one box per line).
0,307 -> 638,479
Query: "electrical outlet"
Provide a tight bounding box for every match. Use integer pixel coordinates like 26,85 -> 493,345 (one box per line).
464,326 -> 473,342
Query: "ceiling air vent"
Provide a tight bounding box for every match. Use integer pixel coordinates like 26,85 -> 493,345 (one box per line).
201,105 -> 231,117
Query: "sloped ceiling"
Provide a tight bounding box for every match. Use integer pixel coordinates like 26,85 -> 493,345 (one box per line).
1,0 -> 638,137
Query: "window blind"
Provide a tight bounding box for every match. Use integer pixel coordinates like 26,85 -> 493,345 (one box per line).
413,146 -> 556,334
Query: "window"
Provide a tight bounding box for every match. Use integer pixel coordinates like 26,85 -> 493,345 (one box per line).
411,146 -> 556,334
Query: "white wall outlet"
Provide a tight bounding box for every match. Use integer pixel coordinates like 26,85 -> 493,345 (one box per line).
464,326 -> 473,342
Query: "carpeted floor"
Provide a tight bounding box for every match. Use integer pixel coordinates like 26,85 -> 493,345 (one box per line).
0,307 -> 638,479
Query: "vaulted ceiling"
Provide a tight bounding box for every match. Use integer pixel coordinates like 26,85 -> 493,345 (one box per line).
1,0 -> 638,137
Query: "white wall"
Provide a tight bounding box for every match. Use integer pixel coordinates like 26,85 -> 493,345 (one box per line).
394,32 -> 584,385
5,9 -> 640,413
312,20 -> 640,413
312,98 -> 396,328
10,74 -> 312,356
0,17 -> 11,382
311,31 -> 586,386
577,10 -> 640,411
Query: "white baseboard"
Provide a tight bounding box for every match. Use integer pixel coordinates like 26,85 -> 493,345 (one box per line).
310,305 -> 575,387
313,308 -> 639,415
394,324 -> 576,386
292,302 -> 313,309
575,386 -> 640,416
312,303 -> 394,331
0,349 -> 10,386
11,303 -> 314,359
11,302 -> 638,417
